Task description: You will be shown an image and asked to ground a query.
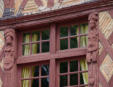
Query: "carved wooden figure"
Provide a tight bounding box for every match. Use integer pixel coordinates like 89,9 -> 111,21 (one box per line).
3,29 -> 16,71
87,12 -> 99,87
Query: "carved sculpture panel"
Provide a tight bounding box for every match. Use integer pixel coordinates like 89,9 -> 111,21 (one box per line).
3,29 -> 16,71
87,12 -> 99,87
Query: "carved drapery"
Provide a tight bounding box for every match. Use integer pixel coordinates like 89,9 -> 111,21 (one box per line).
87,12 -> 99,87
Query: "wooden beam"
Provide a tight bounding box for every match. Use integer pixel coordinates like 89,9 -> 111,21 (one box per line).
20,0 -> 28,10
50,24 -> 56,54
0,0 -> 113,27
17,48 -> 87,64
3,0 -> 15,8
49,59 -> 56,87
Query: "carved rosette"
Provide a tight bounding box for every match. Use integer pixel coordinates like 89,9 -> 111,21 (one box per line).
3,29 -> 16,71
87,12 -> 99,87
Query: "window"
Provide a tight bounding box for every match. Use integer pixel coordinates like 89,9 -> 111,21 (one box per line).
21,63 -> 49,87
59,23 -> 88,50
22,29 -> 50,56
57,58 -> 88,87
18,21 -> 88,87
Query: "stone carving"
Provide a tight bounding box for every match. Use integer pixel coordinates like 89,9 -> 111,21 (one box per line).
3,29 -> 16,71
87,12 -> 99,87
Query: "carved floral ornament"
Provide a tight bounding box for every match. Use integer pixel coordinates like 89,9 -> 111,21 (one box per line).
3,29 -> 16,71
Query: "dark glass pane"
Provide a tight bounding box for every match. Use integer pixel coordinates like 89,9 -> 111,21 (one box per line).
23,33 -> 30,43
41,78 -> 49,87
32,66 -> 39,77
60,62 -> 68,73
80,73 -> 84,85
80,23 -> 88,34
70,37 -> 78,48
80,72 -> 88,85
70,60 -> 78,72
60,39 -> 68,50
70,25 -> 78,36
42,30 -> 50,40
70,74 -> 78,86
42,42 -> 49,52
23,45 -> 30,56
32,32 -> 40,42
32,43 -> 40,54
60,75 -> 67,87
80,36 -> 88,48
60,26 -> 68,37
41,64 -> 49,76
32,79 -> 39,87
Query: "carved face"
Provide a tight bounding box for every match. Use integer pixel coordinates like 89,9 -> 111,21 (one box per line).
89,18 -> 96,29
6,36 -> 12,45
3,57 -> 14,71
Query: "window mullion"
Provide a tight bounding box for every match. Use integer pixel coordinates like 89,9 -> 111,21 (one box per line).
68,26 -> 70,49
78,24 -> 81,48
68,61 -> 70,86
40,32 -> 42,53
78,59 -> 80,86
50,24 -> 56,53
30,33 -> 32,55
49,59 -> 56,87
29,67 -> 32,87
39,65 -> 41,87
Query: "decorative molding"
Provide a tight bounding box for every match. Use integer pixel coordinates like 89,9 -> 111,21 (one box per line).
87,12 -> 99,87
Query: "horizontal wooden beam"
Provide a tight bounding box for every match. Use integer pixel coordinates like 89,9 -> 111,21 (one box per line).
0,0 -> 113,29
17,48 -> 87,64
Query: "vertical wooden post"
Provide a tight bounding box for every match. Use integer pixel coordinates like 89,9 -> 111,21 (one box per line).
49,23 -> 56,87
3,0 -> 15,17
47,0 -> 54,8
50,24 -> 56,54
3,28 -> 17,87
87,12 -> 99,87
49,59 -> 56,87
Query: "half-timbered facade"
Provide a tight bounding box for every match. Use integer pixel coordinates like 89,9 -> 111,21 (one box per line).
0,0 -> 113,87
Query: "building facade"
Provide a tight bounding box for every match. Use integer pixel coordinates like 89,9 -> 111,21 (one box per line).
0,0 -> 113,87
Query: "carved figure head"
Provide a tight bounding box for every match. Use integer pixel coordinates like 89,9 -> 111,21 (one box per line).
88,12 -> 98,29
3,29 -> 15,71
4,29 -> 15,45
3,57 -> 14,71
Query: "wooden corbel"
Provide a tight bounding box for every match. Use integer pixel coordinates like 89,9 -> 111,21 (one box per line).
87,12 -> 99,87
